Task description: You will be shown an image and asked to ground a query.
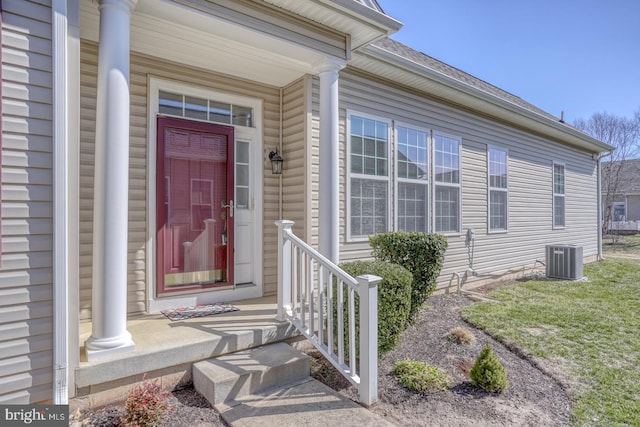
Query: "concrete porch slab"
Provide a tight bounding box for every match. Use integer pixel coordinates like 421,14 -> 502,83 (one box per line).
74,296 -> 299,402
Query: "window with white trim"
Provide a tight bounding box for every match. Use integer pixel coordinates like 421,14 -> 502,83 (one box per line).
396,126 -> 429,232
434,133 -> 461,233
553,162 -> 565,228
347,113 -> 465,239
488,147 -> 508,232
235,140 -> 250,209
612,201 -> 626,221
159,90 -> 254,127
348,114 -> 390,238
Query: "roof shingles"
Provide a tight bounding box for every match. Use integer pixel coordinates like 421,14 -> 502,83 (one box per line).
372,37 -> 562,123
603,159 -> 640,194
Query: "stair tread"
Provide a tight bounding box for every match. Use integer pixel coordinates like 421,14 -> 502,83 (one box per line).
193,342 -> 310,405
216,378 -> 394,427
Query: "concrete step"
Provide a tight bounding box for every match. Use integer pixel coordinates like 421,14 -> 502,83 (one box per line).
193,342 -> 310,405
215,377 -> 395,427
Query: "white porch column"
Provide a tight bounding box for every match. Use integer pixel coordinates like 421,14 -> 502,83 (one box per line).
85,0 -> 138,361
317,59 -> 345,264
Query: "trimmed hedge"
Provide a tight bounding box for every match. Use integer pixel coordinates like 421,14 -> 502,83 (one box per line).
370,232 -> 448,324
338,260 -> 413,356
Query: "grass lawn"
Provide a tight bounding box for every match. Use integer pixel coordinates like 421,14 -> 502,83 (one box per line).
461,258 -> 640,427
603,233 -> 640,257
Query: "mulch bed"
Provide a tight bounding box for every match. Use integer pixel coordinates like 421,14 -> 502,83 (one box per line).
308,293 -> 572,427
73,293 -> 572,426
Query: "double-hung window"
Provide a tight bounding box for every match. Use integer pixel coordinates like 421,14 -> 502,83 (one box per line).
396,125 -> 429,232
488,147 -> 508,232
434,133 -> 461,233
348,114 -> 390,239
553,162 -> 565,228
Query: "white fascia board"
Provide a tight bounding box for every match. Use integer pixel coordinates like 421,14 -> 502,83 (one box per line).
263,0 -> 402,50
358,45 -> 614,154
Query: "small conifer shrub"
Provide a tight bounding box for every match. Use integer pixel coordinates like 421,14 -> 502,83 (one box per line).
122,375 -> 172,427
469,343 -> 509,393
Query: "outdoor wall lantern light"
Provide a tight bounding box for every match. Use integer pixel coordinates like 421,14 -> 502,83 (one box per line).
269,149 -> 283,175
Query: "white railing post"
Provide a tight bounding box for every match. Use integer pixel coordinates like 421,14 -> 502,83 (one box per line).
273,221 -> 382,406
357,274 -> 381,406
276,220 -> 295,321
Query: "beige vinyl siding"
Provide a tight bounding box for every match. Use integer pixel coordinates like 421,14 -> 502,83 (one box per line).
309,77 -> 321,247
78,42 -> 95,320
79,41 -> 281,317
281,77 -> 310,241
0,0 -> 54,404
335,69 -> 599,287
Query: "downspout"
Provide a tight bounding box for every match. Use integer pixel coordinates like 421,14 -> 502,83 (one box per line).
52,0 -> 69,404
596,152 -> 611,261
278,88 -> 283,219
597,154 -> 602,260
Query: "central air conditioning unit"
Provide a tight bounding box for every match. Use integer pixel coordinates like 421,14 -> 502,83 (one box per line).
545,244 -> 583,280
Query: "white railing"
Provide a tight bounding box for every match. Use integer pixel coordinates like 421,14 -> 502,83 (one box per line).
275,220 -> 381,405
608,220 -> 640,232
184,219 -> 216,272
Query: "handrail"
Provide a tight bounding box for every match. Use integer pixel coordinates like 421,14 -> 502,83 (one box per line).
275,220 -> 381,405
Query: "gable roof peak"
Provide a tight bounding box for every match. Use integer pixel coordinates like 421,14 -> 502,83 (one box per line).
354,0 -> 385,13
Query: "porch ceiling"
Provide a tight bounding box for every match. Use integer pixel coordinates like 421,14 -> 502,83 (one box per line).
80,0 -> 335,87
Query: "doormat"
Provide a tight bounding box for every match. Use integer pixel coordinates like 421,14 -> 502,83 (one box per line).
161,303 -> 239,321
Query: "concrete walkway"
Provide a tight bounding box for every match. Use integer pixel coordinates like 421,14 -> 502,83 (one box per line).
216,378 -> 394,427
192,341 -> 393,426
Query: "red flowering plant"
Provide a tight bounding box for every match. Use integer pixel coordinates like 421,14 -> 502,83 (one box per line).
121,374 -> 173,427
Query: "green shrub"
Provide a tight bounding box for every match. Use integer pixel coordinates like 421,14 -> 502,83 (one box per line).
393,359 -> 451,392
370,232 -> 448,324
470,343 -> 509,393
122,376 -> 172,427
337,260 -> 413,356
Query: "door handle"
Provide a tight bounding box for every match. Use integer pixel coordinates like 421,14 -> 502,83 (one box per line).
221,199 -> 234,218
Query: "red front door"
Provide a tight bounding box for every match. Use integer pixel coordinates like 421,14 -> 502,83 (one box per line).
156,116 -> 234,294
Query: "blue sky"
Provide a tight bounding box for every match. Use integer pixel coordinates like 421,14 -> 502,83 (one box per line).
377,1 -> 640,124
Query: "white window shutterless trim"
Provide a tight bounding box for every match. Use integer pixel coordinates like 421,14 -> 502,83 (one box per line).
487,146 -> 509,233
433,131 -> 462,235
346,111 -> 392,241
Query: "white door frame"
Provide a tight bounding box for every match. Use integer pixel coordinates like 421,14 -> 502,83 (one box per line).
146,77 -> 263,312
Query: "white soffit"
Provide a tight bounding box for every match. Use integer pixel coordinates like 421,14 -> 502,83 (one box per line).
80,0 -> 328,87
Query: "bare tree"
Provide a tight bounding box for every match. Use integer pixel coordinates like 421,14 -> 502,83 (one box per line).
574,111 -> 640,237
